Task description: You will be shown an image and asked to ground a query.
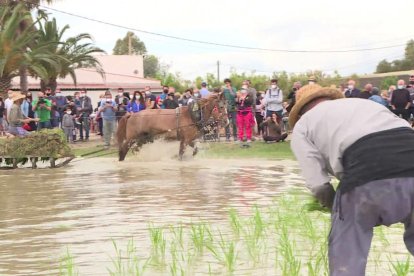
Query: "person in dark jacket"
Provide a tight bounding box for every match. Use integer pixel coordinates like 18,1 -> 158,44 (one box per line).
391,79 -> 411,120
164,92 -> 179,109
359,83 -> 373,99
344,79 -> 361,98
260,113 -> 288,142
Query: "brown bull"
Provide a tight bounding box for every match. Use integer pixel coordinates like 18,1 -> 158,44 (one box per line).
117,94 -> 228,161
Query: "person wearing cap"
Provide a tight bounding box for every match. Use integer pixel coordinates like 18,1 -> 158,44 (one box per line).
290,84 -> 414,275
200,82 -> 210,98
7,92 -> 39,137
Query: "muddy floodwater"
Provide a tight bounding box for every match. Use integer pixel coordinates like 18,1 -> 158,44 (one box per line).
0,143 -> 411,275
0,145 -> 302,275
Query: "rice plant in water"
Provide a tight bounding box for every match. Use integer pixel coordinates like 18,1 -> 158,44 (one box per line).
59,248 -> 78,276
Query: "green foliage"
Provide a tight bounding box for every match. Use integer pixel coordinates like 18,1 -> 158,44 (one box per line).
380,76 -> 398,90
375,39 -> 414,73
0,3 -> 59,94
36,17 -> 105,91
0,128 -> 73,159
143,54 -> 159,78
112,31 -> 147,55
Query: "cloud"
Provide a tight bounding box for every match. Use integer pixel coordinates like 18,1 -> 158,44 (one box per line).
45,0 -> 414,80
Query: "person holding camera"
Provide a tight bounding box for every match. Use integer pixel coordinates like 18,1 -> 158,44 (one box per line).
99,91 -> 117,149
235,88 -> 254,143
32,91 -> 52,131
164,92 -> 179,109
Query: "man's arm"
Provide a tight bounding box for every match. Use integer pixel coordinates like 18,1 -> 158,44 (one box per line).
291,124 -> 334,207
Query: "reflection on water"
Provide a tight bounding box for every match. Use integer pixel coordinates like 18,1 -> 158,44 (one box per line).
0,157 -> 302,275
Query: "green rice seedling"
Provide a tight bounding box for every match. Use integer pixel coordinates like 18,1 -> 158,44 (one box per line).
217,231 -> 238,272
278,224 -> 301,276
229,208 -> 242,238
59,248 -> 78,276
389,255 -> 411,276
148,224 -> 167,267
107,239 -> 148,276
170,224 -> 185,249
190,223 -> 211,253
375,226 -> 390,247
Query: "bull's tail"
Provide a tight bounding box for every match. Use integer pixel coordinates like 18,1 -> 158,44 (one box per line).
117,114 -> 131,161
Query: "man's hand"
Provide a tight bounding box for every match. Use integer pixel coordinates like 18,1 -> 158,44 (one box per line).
312,183 -> 336,210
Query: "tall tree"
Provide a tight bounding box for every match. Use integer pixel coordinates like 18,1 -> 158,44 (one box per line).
0,4 -> 59,96
112,31 -> 146,55
143,55 -> 159,78
36,18 -> 105,91
376,59 -> 393,73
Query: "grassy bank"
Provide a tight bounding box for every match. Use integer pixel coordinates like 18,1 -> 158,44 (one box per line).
201,141 -> 294,159
70,140 -> 295,160
59,190 -> 411,276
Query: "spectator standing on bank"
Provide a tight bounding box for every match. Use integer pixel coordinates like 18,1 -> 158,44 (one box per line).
164,92 -> 179,109
286,81 -> 301,112
235,88 -> 254,143
359,83 -> 373,99
200,82 -> 210,98
99,91 -> 117,149
115,88 -> 129,121
78,89 -> 93,141
391,79 -> 411,120
145,88 -> 157,109
0,96 -> 5,135
369,87 -> 388,107
223,78 -> 238,142
158,85 -> 169,109
55,88 -> 67,126
255,92 -> 265,137
32,91 -> 52,130
264,79 -> 283,120
127,91 -> 146,113
344,79 -> 361,98
62,107 -> 75,143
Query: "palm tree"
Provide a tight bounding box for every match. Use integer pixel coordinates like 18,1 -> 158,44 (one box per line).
1,1 -> 58,92
0,4 -> 59,96
36,18 -> 105,92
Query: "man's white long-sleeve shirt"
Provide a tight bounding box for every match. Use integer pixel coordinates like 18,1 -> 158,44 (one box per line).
291,98 -> 410,193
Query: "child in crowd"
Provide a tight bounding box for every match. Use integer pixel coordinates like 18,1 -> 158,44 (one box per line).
62,107 -> 75,143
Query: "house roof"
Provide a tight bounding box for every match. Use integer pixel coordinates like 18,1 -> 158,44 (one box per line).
358,70 -> 414,79
12,54 -> 162,90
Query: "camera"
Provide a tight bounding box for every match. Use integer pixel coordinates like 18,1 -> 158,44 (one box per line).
38,99 -> 46,104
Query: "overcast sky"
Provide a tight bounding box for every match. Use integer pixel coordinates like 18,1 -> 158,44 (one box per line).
43,0 -> 414,80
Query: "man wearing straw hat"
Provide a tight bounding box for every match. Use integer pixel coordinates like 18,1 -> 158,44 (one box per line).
289,85 -> 414,275
7,92 -> 39,137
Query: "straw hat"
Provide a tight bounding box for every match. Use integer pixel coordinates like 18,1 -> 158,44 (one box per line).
289,86 -> 344,128
11,92 -> 25,102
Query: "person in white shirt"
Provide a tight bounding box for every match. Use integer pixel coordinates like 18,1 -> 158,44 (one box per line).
289,85 -> 414,275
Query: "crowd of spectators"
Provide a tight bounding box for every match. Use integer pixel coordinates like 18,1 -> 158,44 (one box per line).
2,75 -> 412,147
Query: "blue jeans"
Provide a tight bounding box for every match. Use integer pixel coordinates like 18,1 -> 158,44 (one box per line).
79,114 -> 90,139
103,119 -> 116,146
37,121 -> 51,131
225,111 -> 238,140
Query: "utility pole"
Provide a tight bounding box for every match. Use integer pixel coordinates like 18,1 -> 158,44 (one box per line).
128,32 -> 132,55
217,60 -> 220,83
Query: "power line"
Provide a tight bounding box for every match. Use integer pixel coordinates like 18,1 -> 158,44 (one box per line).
39,4 -> 408,54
